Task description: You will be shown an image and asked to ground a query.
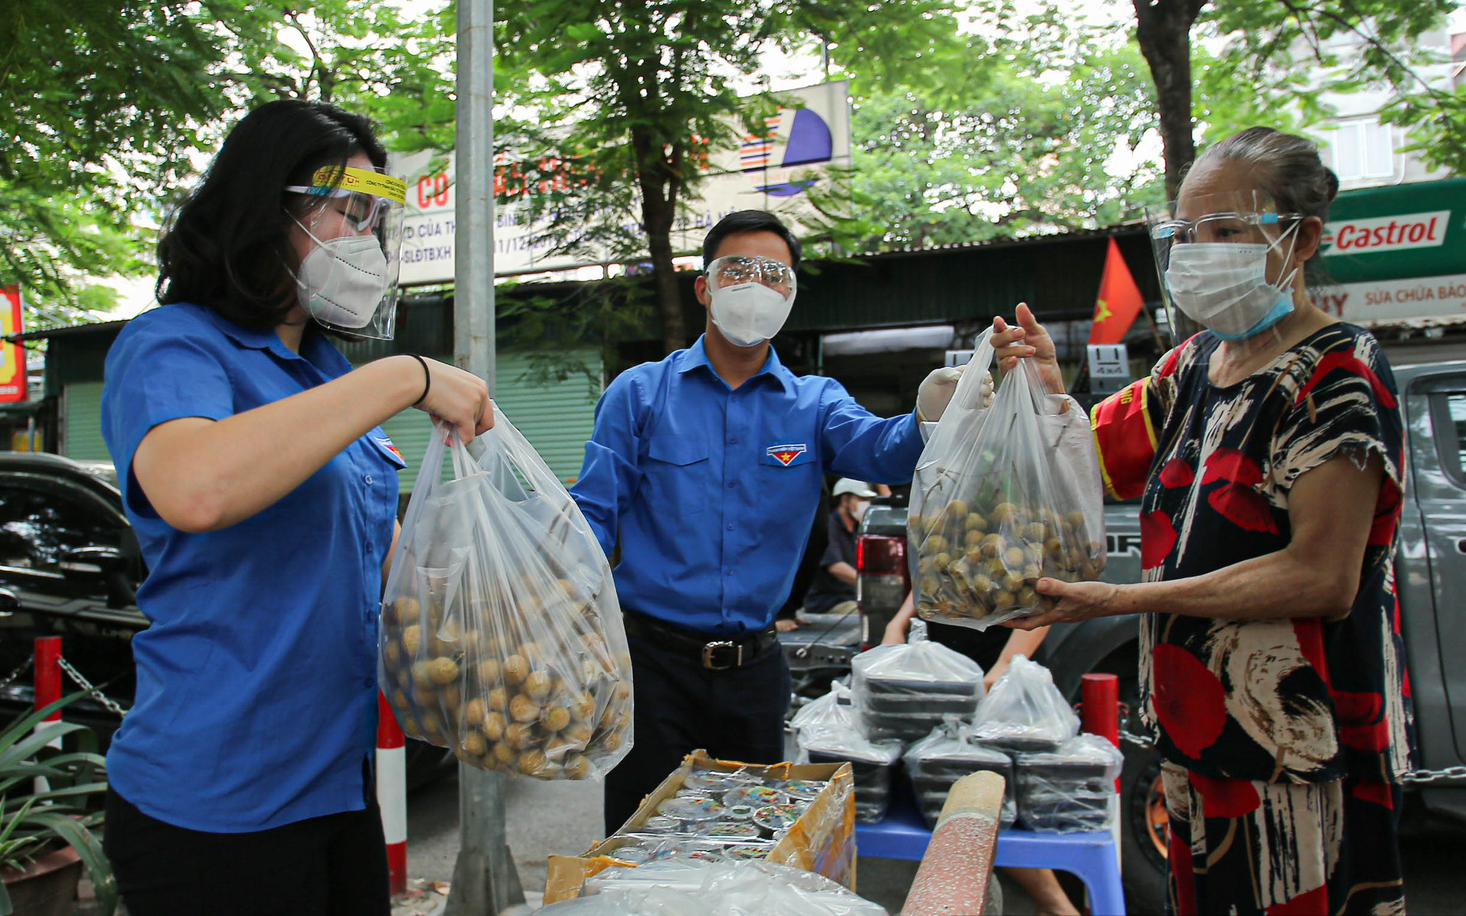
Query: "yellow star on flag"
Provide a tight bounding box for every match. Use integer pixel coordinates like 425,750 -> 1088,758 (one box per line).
1093,298 -> 1113,323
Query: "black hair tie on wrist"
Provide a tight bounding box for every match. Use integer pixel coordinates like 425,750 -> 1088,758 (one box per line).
408,354 -> 431,406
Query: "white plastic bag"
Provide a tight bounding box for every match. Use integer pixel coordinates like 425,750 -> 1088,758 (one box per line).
908,329 -> 1105,629
1015,733 -> 1122,833
903,717 -> 1017,829
851,640 -> 985,741
969,655 -> 1078,753
537,860 -> 888,916
379,408 -> 633,779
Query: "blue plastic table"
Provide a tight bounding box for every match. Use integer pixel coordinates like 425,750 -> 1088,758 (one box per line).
856,783 -> 1127,916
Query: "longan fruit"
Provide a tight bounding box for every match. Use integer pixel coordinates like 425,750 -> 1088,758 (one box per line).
402,625 -> 423,657
492,742 -> 517,766
504,722 -> 535,750
541,706 -> 571,732
488,686 -> 509,713
979,534 -> 1005,558
510,693 -> 541,723
964,529 -> 985,549
562,722 -> 594,746
464,697 -> 487,728
994,589 -> 1016,609
562,755 -> 592,780
570,691 -> 597,722
476,658 -> 502,685
461,731 -> 487,758
411,660 -> 436,690
383,641 -> 403,669
518,749 -> 548,776
523,670 -> 552,702
598,730 -> 624,753
480,710 -> 507,743
925,534 -> 948,554
503,655 -> 530,686
1003,546 -> 1027,568
427,657 -> 459,685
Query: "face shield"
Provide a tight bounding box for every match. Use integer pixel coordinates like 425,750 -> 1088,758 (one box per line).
286,165 -> 407,339
704,254 -> 798,348
1145,190 -> 1303,344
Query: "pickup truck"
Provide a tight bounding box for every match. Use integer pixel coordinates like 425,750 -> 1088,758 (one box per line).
853,358 -> 1466,912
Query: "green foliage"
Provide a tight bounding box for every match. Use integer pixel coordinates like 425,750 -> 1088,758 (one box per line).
0,694 -> 114,916
0,0 -> 456,329
806,4 -> 1165,253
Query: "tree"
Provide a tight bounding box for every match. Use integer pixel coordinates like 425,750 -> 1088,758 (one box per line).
495,0 -> 959,355
1130,0 -> 1461,200
814,19 -> 1166,253
0,0 -> 456,328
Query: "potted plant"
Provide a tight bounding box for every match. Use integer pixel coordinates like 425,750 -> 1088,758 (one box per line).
1,694 -> 116,916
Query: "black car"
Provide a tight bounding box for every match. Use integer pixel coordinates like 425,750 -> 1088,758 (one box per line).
0,451 -> 455,788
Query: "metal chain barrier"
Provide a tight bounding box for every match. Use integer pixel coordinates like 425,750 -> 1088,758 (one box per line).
0,655 -> 33,691
55,655 -> 130,719
1400,765 -> 1466,785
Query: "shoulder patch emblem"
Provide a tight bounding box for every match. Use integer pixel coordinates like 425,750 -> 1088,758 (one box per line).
766,443 -> 807,466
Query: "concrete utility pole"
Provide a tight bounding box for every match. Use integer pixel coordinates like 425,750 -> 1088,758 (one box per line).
445,1 -> 524,914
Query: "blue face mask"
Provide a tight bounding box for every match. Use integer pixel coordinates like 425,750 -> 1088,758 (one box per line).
1209,289 -> 1295,340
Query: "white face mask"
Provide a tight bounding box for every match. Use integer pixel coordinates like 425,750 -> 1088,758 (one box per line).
849,499 -> 870,522
709,282 -> 795,348
1163,230 -> 1300,341
294,227 -> 390,330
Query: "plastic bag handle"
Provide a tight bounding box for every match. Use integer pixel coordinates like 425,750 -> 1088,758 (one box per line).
947,327 -> 996,413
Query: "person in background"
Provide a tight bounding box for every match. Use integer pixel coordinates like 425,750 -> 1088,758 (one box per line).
882,592 -> 1079,916
995,126 -> 1409,914
99,99 -> 492,915
571,209 -> 965,832
800,477 -> 879,619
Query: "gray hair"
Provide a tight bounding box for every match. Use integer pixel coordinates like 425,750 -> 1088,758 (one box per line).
1191,126 -> 1340,222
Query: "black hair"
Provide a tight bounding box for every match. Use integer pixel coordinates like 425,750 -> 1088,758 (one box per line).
701,209 -> 803,268
156,99 -> 388,330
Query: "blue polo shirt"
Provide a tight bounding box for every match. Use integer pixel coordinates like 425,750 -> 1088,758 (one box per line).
570,336 -> 923,635
100,303 -> 406,832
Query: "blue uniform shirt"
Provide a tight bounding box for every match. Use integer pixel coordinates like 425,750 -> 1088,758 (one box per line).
570,336 -> 923,635
100,303 -> 406,832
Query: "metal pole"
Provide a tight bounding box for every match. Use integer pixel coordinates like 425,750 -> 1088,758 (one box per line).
446,1 -> 523,914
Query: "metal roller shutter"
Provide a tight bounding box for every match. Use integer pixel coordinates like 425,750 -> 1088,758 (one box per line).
62,381 -> 108,461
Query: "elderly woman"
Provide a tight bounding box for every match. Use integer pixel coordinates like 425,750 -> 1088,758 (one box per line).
992,127 -> 1410,915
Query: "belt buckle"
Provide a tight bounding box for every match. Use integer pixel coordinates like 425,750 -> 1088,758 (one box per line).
701,640 -> 742,670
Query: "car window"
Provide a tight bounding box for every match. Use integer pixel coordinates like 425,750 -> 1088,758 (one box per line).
0,482 -> 128,575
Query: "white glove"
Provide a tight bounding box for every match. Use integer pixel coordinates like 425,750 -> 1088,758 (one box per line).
917,367 -> 994,422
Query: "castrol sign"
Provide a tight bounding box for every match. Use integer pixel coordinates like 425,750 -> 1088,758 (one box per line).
1321,210 -> 1450,256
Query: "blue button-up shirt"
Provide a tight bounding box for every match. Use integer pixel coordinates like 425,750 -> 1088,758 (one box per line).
101,303 -> 406,832
571,337 -> 923,635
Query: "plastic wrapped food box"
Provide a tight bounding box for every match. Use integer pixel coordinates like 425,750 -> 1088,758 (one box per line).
799,725 -> 904,824
852,642 -> 984,741
1014,734 -> 1123,833
903,721 -> 1017,829
969,655 -> 1078,753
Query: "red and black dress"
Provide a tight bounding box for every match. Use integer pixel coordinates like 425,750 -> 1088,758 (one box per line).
1092,322 -> 1411,916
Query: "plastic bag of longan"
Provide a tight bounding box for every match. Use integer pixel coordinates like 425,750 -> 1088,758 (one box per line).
907,326 -> 1106,630
379,410 -> 633,779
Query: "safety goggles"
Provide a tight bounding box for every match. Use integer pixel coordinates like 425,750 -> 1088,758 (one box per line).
1149,211 -> 1301,247
286,165 -> 407,233
705,254 -> 797,299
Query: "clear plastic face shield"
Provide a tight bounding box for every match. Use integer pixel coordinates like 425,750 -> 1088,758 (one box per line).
1145,190 -> 1304,345
704,254 -> 798,348
286,165 -> 407,339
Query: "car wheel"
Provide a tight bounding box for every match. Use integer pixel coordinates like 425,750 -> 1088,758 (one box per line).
1119,721 -> 1169,912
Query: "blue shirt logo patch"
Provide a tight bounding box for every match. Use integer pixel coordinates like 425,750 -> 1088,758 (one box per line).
766,443 -> 808,466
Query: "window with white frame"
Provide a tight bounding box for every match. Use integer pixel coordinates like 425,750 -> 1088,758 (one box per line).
1324,118 -> 1396,181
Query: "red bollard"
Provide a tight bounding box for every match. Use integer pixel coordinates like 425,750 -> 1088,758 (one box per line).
1081,672 -> 1121,791
376,692 -> 408,897
34,636 -> 62,721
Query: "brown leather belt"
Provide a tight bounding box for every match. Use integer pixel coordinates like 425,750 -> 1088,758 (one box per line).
623,610 -> 778,670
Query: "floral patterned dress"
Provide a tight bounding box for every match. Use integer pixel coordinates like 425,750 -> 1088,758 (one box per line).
1092,322 -> 1410,915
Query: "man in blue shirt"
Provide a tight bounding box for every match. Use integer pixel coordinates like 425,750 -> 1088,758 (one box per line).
571,210 -> 963,831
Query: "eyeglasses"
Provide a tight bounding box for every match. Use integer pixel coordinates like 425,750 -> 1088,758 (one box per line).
286,186 -> 393,233
1150,211 -> 1300,246
706,254 -> 796,297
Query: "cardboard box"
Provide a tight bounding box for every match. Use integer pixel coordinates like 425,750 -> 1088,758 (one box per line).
544,750 -> 856,904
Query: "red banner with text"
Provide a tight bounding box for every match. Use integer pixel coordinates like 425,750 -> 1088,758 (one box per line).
0,286 -> 26,403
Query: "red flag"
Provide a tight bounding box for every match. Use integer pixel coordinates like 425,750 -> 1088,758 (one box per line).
1089,238 -> 1144,344
0,286 -> 24,403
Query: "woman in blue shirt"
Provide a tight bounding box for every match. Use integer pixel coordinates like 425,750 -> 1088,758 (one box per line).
99,100 -> 492,916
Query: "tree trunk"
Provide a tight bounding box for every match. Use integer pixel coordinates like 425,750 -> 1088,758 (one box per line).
1134,0 -> 1205,202
631,123 -> 686,354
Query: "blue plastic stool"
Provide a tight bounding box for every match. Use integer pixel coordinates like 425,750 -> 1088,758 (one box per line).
856,786 -> 1127,916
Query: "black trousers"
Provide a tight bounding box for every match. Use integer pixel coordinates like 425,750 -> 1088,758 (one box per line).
103,785 -> 390,916
603,629 -> 792,834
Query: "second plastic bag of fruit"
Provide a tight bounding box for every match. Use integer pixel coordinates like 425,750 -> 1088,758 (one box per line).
908,328 -> 1105,629
379,406 -> 633,778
